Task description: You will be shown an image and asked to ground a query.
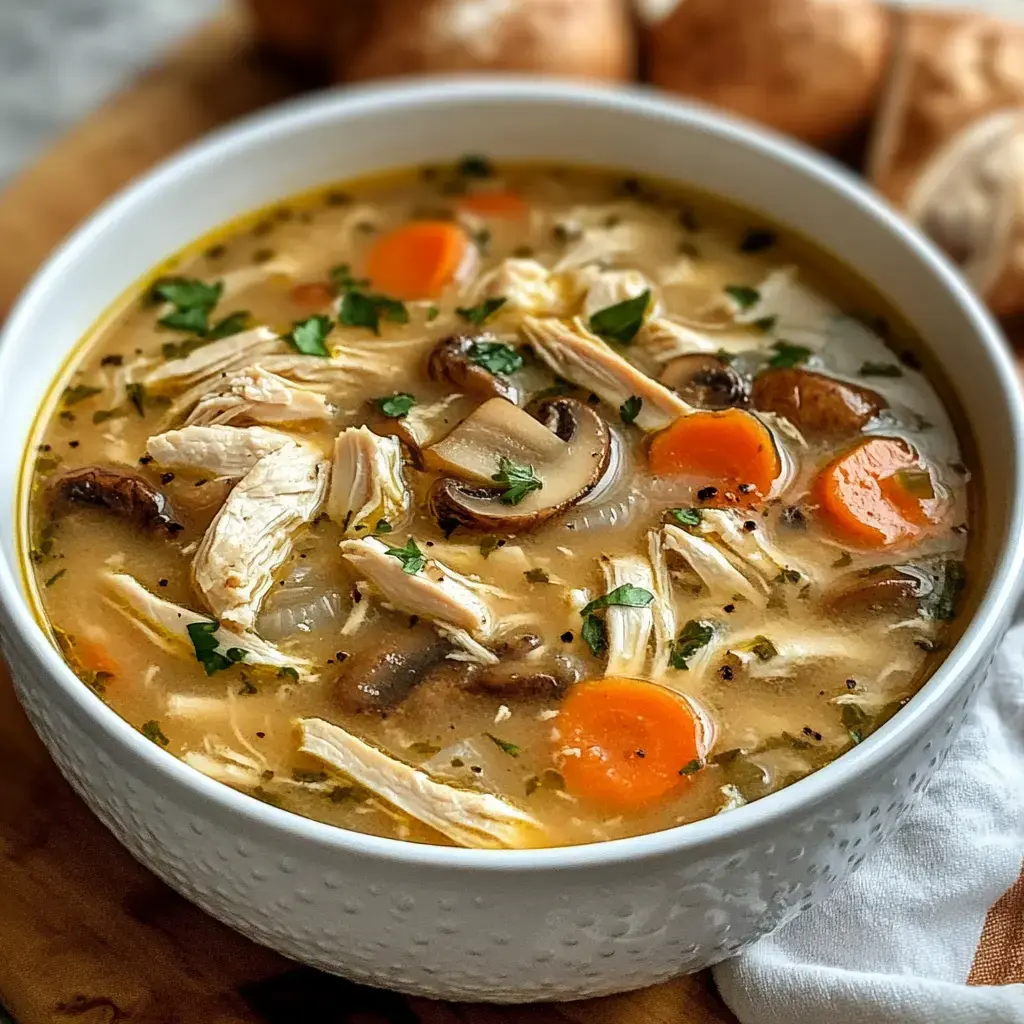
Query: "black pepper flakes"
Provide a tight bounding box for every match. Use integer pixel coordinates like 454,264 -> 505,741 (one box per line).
634,749 -> 646,759
743,520 -> 757,532
723,604 -> 735,614
719,665 -> 734,681
158,578 -> 168,587
846,679 -> 857,689
738,483 -> 755,495
160,472 -> 175,484
697,486 -> 718,502
560,631 -> 574,643
68,440 -> 80,449
138,455 -> 153,466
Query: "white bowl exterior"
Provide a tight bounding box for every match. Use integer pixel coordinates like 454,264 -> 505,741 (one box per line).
0,81 -> 1021,1002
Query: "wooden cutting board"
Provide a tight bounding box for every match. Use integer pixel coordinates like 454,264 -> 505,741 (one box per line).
0,9 -> 737,1024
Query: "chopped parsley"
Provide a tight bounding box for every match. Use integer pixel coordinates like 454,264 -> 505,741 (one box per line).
724,285 -> 760,310
384,537 -> 427,575
739,229 -> 777,253
524,567 -> 550,584
376,392 -> 416,418
186,621 -> 247,676
456,297 -> 507,326
678,758 -> 704,776
469,340 -> 523,375
668,507 -> 702,528
284,314 -> 333,356
486,733 -> 520,757
894,468 -> 935,500
580,584 -> 655,656
580,613 -> 607,656
206,310 -> 251,340
62,384 -> 102,406
588,291 -> 651,344
141,720 -> 169,747
619,395 -> 643,425
768,341 -> 813,368
670,619 -> 715,670
338,292 -> 380,334
329,263 -> 370,293
479,535 -> 500,559
745,635 -> 779,662
753,315 -> 777,333
491,457 -> 542,506
841,702 -> 870,745
152,277 -> 223,336
859,361 -> 903,378
426,305 -> 440,323
277,667 -> 300,682
126,382 -> 147,417
44,568 -> 67,587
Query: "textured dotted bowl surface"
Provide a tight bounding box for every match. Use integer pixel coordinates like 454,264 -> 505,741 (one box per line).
1,82 -> 1022,1003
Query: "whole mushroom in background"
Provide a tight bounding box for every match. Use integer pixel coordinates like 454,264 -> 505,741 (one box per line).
247,0 -> 367,62
335,0 -> 635,83
641,0 -> 892,150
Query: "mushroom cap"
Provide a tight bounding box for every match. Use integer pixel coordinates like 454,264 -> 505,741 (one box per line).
336,0 -> 635,83
751,368 -> 885,438
646,0 -> 892,148
659,354 -> 748,410
428,334 -> 522,405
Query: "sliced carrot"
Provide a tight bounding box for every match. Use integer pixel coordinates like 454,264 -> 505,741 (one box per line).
813,436 -> 939,548
290,281 -> 334,309
365,221 -> 469,300
76,634 -> 119,677
457,190 -> 529,220
648,409 -> 781,502
556,678 -> 705,811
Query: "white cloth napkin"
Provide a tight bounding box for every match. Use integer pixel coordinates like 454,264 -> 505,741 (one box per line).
713,620 -> 1024,1024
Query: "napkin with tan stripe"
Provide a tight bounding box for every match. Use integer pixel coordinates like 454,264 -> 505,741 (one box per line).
713,620 -> 1024,1023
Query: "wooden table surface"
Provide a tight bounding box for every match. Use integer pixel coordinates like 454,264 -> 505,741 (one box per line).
0,10 -> 738,1024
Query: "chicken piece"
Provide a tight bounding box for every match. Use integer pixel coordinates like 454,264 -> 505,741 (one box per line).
468,258 -> 580,317
143,327 -> 284,394
48,465 -> 178,532
186,365 -> 333,427
639,318 -> 767,364
521,316 -> 692,430
339,536 -> 495,638
647,528 -> 678,678
327,426 -> 409,535
193,444 -> 329,631
663,522 -> 765,606
578,267 -> 659,321
600,554 -> 656,679
146,425 -> 295,479
104,572 -> 309,672
297,717 -> 545,849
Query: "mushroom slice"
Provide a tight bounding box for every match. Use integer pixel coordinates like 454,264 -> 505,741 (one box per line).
660,354 -> 748,409
387,394 -> 476,452
146,425 -> 295,479
193,443 -> 329,631
428,398 -> 611,533
327,426 -> 409,535
48,465 -> 179,532
143,327 -> 284,394
424,397 -> 567,485
339,536 -> 495,639
521,316 -> 692,430
186,365 -> 334,427
297,717 -> 545,849
427,333 -> 522,404
104,572 -> 309,673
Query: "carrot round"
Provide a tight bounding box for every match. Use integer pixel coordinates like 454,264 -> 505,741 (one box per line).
813,436 -> 938,548
290,281 -> 334,309
365,221 -> 469,300
76,635 -> 118,677
458,191 -> 529,219
556,678 -> 705,811
648,409 -> 781,502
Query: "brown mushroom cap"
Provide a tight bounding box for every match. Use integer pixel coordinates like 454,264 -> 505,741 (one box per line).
751,368 -> 885,438
824,565 -> 932,618
646,0 -> 892,148
428,334 -> 522,405
659,354 -> 748,409
48,465 -> 180,532
428,397 -> 612,533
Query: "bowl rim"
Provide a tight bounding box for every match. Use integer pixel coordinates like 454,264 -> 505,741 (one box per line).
2,76 -> 1022,873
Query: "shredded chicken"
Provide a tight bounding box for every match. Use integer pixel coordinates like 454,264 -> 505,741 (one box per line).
467,258 -> 580,317
647,529 -> 677,678
146,424 -> 294,478
338,536 -> 495,639
186,365 -> 333,427
577,267 -> 660,321
103,572 -> 308,671
521,316 -> 692,430
193,443 -> 329,631
327,426 -> 408,535
143,327 -> 284,394
297,717 -> 545,849
600,554 -> 656,679
663,523 -> 765,606
638,317 -> 767,364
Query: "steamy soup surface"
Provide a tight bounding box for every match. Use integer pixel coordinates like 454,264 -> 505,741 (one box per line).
26,160 -> 971,849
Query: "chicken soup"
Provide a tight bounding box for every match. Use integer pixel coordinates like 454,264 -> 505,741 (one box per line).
24,160 -> 971,849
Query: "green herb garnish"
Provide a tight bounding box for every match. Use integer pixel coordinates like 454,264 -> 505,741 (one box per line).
670,619 -> 715,670
384,538 -> 427,575
668,508 -> 703,528
725,285 -> 760,310
524,568 -> 550,584
285,314 -> 333,356
458,154 -> 494,178
753,315 -> 777,333
619,395 -> 643,425
479,535 -> 500,559
588,291 -> 651,344
376,392 -> 416,418
841,702 -> 870,745
746,635 -> 779,662
277,667 -> 300,682
152,277 -> 223,336
329,263 -> 370,293
141,720 -> 169,746
45,568 -> 67,587
491,457 -> 542,506
426,305 -> 440,323
456,297 -> 507,326
678,758 -> 704,776
207,310 -> 251,340
768,341 -> 813,369
469,340 -> 523,375
186,621 -> 248,676
922,560 -> 965,622
126,382 -> 147,417
62,384 -> 102,406
894,468 -> 935,500
581,613 -> 607,656
486,733 -> 520,757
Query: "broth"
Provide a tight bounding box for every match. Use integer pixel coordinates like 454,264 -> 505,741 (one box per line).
24,160 -> 971,848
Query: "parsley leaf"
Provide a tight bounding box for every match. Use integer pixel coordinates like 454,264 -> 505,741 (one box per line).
524,568 -> 550,584
745,635 -> 779,662
670,620 -> 715,670
277,667 -> 300,682
620,395 -> 643,425
768,341 -> 812,369
841,702 -> 870,745
126,382 -> 147,417
456,297 -> 507,326
725,285 -> 760,310
426,305 -> 440,323
339,291 -> 381,334
678,758 -> 704,776
668,507 -> 702,528
62,384 -> 102,406
469,340 -> 523,375
385,538 -> 427,575
152,277 -> 223,336
580,583 -> 654,618
753,315 -> 777,333
859,361 -> 903,378
329,263 -> 370,293
207,310 -> 251,340
186,621 -> 248,676
491,457 -> 543,505
376,392 -> 416,418
285,315 -> 333,356
486,733 -> 520,757
588,291 -> 651,344
141,720 -> 169,746
581,613 -> 607,656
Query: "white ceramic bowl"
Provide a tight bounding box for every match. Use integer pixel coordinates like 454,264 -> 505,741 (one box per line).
1,80 -> 1022,1003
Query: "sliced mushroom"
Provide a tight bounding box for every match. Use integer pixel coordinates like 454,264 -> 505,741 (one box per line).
824,565 -> 932,618
428,334 -> 522,404
659,354 -> 748,409
751,368 -> 884,437
468,653 -> 581,699
428,397 -> 612,533
48,465 -> 180,532
334,629 -> 455,715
